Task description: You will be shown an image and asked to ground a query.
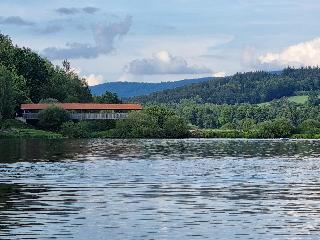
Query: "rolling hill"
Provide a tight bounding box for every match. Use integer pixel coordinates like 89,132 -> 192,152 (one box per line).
90,77 -> 212,98
132,67 -> 320,105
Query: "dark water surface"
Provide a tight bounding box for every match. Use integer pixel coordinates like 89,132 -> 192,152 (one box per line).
1,139 -> 320,240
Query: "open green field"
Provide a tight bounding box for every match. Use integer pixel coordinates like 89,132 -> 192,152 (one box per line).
287,95 -> 309,104
258,95 -> 311,106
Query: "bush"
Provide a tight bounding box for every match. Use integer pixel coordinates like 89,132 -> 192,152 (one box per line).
220,122 -> 237,130
237,118 -> 256,131
61,121 -> 91,138
110,106 -> 189,138
163,115 -> 189,138
83,120 -> 116,132
0,119 -> 31,130
113,111 -> 161,138
297,119 -> 320,134
254,118 -> 294,138
291,133 -> 320,139
145,106 -> 175,128
38,106 -> 69,131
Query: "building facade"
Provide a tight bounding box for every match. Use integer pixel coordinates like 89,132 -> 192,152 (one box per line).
21,103 -> 143,120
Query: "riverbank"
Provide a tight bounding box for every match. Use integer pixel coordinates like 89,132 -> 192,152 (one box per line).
0,128 -> 63,139
189,129 -> 320,139
190,129 -> 320,139
1,130 -> 319,140
1,120 -> 320,140
0,120 -> 63,139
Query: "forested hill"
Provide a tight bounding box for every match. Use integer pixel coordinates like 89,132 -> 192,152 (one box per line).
0,33 -> 92,119
90,77 -> 212,97
132,67 -> 320,104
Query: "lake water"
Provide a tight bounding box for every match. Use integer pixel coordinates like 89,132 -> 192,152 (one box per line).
1,139 -> 320,240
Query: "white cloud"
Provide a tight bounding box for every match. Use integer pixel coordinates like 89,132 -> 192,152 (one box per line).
126,50 -> 212,75
84,74 -> 104,86
259,37 -> 320,67
68,66 -> 104,86
213,71 -> 226,77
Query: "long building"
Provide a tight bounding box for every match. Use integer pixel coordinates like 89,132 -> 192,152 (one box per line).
21,103 -> 143,120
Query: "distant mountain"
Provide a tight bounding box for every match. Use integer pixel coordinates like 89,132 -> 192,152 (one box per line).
90,77 -> 213,97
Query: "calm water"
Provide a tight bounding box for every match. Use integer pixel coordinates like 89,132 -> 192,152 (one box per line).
1,139 -> 320,240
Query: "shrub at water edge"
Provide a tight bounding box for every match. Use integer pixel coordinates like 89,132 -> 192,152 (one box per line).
38,106 -> 69,131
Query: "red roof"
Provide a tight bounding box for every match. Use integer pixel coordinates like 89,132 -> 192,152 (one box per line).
21,103 -> 143,110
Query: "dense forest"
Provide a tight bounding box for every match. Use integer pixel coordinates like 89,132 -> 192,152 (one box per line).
0,33 -> 92,119
171,99 -> 319,128
133,67 -> 320,104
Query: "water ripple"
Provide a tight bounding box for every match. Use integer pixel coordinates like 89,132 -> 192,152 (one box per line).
0,139 -> 320,239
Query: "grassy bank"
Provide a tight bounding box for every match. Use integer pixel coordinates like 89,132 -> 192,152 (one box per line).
0,120 -> 63,139
1,117 -> 320,140
2,126 -> 320,140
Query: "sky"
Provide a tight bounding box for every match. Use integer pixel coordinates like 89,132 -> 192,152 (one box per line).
1,0 -> 320,85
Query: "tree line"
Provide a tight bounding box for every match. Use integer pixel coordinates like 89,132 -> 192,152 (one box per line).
168,99 -> 320,138
173,99 -> 320,129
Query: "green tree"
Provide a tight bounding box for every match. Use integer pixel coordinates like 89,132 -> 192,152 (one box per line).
255,118 -> 294,138
0,65 -> 28,119
0,33 -> 93,104
95,91 -> 121,104
111,106 -> 189,138
238,118 -> 256,131
220,122 -> 237,130
38,106 -> 70,131
163,115 -> 189,138
297,119 -> 320,134
39,98 -> 59,104
62,59 -> 71,72
145,106 -> 175,128
308,92 -> 320,106
113,111 -> 161,138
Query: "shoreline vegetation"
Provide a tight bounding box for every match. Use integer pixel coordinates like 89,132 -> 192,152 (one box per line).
2,125 -> 320,140
1,33 -> 320,140
1,106 -> 320,140
0,120 -> 63,139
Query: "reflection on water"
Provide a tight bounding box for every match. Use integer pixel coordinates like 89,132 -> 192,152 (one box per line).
1,139 -> 320,239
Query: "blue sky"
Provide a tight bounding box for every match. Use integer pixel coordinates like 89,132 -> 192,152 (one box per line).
1,0 -> 320,85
